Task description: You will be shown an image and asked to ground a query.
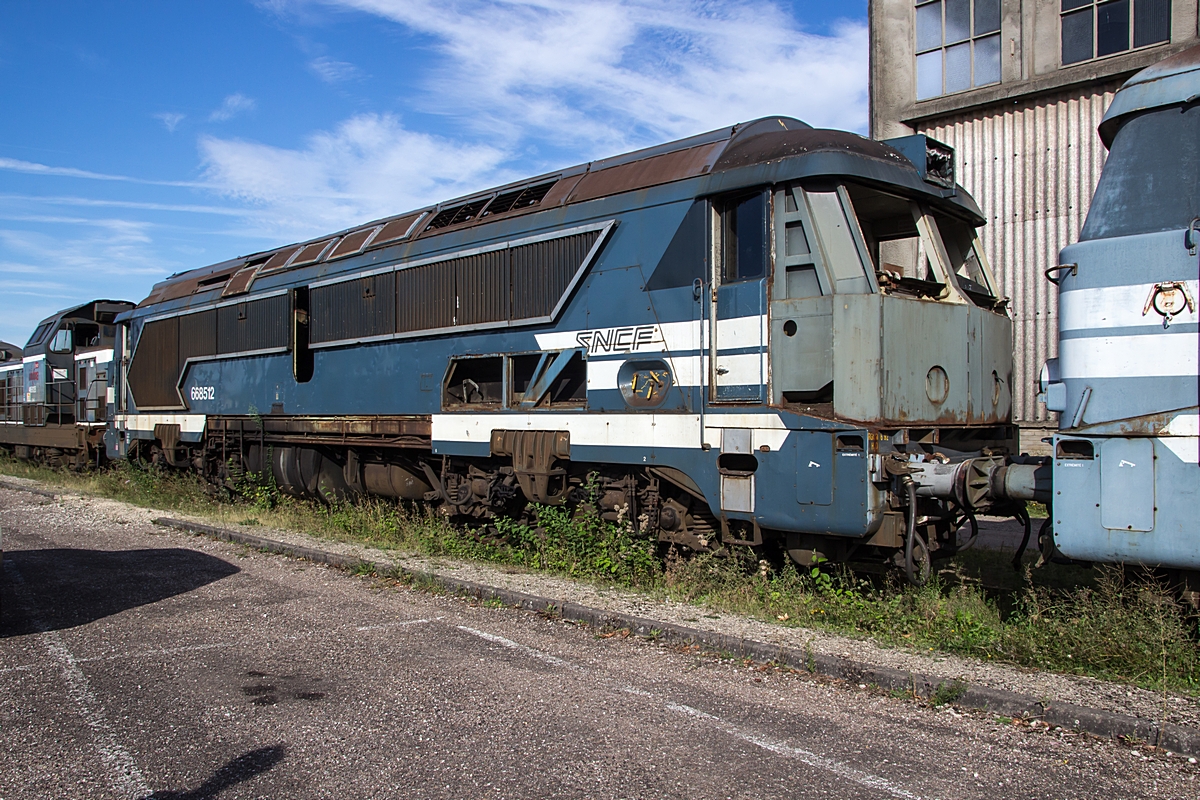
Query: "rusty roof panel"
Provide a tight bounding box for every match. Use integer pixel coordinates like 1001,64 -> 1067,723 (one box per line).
289,238 -> 337,267
537,172 -> 585,208
220,265 -> 260,298
713,128 -> 908,173
261,246 -> 301,272
371,213 -> 425,247
567,142 -> 723,205
327,227 -> 379,260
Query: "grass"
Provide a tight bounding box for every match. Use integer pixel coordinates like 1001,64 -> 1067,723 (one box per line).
3,455 -> 1197,696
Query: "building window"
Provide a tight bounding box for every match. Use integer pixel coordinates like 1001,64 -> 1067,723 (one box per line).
1061,0 -> 1171,66
915,0 -> 1002,100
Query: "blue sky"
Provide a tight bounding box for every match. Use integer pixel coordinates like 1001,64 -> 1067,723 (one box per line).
0,0 -> 867,346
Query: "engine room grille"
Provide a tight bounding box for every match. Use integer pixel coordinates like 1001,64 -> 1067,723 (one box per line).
309,223 -> 608,346
128,294 -> 290,409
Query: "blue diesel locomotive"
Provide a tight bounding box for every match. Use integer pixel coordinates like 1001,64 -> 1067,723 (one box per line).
5,118 -> 1048,582
110,117 -> 1045,581
1039,46 -> 1199,593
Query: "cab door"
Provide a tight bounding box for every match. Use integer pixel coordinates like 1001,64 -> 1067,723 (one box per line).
710,190 -> 769,403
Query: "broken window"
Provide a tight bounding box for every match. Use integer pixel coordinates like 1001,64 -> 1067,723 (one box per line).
509,349 -> 586,409
443,356 -> 504,408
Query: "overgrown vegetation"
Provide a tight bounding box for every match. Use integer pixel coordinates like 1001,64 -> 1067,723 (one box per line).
2,456 -> 1196,695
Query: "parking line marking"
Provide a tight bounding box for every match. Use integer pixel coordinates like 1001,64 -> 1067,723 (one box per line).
4,559 -> 153,800
458,626 -> 924,799
456,625 -> 571,667
665,701 -> 923,800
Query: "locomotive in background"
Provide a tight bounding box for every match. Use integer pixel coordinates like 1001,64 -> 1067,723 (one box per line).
3,47 -> 1194,590
0,301 -> 132,468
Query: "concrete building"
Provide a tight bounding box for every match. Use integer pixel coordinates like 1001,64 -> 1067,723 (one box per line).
869,0 -> 1198,443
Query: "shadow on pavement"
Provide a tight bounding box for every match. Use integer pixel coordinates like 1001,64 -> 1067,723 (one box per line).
1,547 -> 240,636
145,745 -> 288,800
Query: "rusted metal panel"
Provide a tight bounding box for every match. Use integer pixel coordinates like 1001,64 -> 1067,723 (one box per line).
216,294 -> 290,354
455,250 -> 509,326
289,238 -> 337,267
567,142 -> 723,205
139,261 -> 245,307
261,246 -> 301,272
373,213 -> 425,246
178,310 -> 217,363
917,80 -> 1120,424
207,414 -> 432,447
310,272 -> 397,343
220,265 -> 259,298
511,230 -> 600,320
396,262 -> 456,332
128,317 -> 181,408
327,227 -> 379,260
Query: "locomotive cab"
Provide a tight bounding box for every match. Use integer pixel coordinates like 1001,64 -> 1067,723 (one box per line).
1039,46 -> 1200,575
0,300 -> 133,466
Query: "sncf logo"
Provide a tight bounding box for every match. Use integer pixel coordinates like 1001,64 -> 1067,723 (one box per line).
575,325 -> 661,354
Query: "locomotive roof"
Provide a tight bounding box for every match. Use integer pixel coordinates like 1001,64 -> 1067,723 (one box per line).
0,340 -> 21,364
22,300 -> 135,352
1099,43 -> 1200,147
142,116 -> 981,307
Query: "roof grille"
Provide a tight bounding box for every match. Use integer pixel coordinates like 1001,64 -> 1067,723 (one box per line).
426,198 -> 490,230
484,180 -> 556,217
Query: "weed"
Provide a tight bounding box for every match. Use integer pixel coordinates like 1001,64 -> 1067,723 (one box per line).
3,455 -> 1197,696
932,680 -> 967,706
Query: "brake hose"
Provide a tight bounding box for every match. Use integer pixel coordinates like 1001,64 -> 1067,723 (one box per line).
902,476 -> 928,586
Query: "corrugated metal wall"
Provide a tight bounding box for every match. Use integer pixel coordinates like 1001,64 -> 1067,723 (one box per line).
917,79 -> 1121,424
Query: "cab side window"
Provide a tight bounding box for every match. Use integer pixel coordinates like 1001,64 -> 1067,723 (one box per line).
49,328 -> 73,354
719,191 -> 768,283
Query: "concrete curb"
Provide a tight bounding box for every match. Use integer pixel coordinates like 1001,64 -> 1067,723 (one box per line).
0,479 -> 59,500
151,515 -> 1199,758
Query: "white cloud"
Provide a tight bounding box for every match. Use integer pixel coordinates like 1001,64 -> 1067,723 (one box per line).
199,113 -> 513,240
0,158 -> 203,187
0,222 -> 175,342
310,56 -> 362,83
156,111 -> 186,132
195,1 -> 867,243
208,93 -> 258,122
308,0 -> 868,149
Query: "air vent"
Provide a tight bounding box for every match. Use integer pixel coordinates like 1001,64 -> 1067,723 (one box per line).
327,227 -> 380,260
261,246 -> 301,272
195,273 -> 232,290
289,238 -> 338,267
426,198 -> 491,231
483,180 -> 557,217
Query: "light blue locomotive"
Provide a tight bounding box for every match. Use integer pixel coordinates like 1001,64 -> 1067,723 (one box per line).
1040,47 -> 1200,591
93,117 -> 1046,582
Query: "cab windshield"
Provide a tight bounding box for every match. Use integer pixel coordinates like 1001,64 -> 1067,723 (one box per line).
1082,103 -> 1200,240
843,183 -> 998,304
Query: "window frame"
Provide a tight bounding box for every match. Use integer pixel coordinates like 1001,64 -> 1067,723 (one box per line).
914,0 -> 1003,101
1060,0 -> 1172,67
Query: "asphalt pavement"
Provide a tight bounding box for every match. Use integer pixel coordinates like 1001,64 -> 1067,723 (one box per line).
1,486 -> 1195,799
